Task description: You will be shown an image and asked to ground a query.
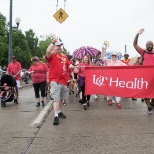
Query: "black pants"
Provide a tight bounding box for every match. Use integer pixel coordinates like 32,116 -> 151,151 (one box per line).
80,85 -> 90,103
33,81 -> 46,98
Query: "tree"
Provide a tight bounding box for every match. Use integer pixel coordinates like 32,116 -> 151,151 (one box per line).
0,13 -> 9,66
25,29 -> 38,57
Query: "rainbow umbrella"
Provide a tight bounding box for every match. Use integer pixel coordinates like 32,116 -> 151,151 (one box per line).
73,46 -> 100,59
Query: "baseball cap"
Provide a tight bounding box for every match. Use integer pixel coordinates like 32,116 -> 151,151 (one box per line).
111,51 -> 117,56
55,41 -> 63,46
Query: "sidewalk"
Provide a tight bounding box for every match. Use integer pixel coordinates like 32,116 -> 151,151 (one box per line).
24,95 -> 154,154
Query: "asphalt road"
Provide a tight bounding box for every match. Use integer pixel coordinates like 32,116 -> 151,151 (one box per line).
0,86 -> 154,154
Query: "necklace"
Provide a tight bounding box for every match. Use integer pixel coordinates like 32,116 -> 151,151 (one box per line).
56,53 -> 66,62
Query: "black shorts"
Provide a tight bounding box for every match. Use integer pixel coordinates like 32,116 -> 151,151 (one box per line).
74,73 -> 78,79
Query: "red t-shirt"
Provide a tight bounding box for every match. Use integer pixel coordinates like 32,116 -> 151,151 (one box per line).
45,53 -> 71,85
29,62 -> 48,83
7,61 -> 22,80
121,59 -> 130,65
139,48 -> 154,65
78,63 -> 90,77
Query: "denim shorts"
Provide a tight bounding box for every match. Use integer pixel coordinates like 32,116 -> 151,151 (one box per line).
50,81 -> 67,101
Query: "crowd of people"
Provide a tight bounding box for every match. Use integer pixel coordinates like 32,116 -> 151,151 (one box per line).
1,28 -> 154,125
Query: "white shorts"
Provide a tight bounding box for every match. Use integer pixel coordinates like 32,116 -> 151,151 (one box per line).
16,80 -> 20,88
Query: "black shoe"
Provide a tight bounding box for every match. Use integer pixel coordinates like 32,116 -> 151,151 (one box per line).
83,104 -> 87,110
53,117 -> 59,125
132,98 -> 137,101
36,102 -> 40,107
141,98 -> 144,102
87,101 -> 90,107
58,112 -> 66,119
41,101 -> 45,106
69,92 -> 71,95
148,107 -> 153,115
75,94 -> 78,97
72,91 -> 74,94
79,99 -> 83,104
14,99 -> 19,104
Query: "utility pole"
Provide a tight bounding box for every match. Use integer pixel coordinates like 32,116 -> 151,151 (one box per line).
8,0 -> 13,64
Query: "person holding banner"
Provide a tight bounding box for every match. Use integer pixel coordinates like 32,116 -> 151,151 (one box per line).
133,28 -> 154,114
77,55 -> 92,110
101,46 -> 127,109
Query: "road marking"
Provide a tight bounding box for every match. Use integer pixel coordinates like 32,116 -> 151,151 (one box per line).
30,100 -> 53,126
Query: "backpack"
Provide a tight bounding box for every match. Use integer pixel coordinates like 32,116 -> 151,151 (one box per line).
141,50 -> 154,64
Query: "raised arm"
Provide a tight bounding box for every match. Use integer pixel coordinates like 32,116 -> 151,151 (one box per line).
46,39 -> 57,58
101,45 -> 107,60
133,28 -> 144,53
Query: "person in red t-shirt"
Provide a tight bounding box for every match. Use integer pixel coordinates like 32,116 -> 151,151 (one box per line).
77,55 -> 92,110
7,56 -> 22,103
133,28 -> 154,114
46,39 -> 74,125
28,56 -> 48,107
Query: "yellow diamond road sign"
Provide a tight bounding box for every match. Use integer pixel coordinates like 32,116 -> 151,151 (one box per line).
53,8 -> 69,24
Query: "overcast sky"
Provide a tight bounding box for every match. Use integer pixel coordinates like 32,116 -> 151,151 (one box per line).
0,0 -> 154,57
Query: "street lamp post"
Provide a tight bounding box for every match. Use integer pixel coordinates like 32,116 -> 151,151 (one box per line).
8,0 -> 21,64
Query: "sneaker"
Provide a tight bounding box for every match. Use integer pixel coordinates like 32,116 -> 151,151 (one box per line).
14,98 -> 19,104
63,100 -> 66,106
141,98 -> 144,102
107,100 -> 112,106
83,104 -> 87,110
93,94 -> 98,100
41,101 -> 45,106
116,103 -> 121,109
58,112 -> 66,119
53,116 -> 59,125
87,101 -> 90,107
147,107 -> 153,115
132,98 -> 137,101
79,99 -> 83,104
36,102 -> 40,107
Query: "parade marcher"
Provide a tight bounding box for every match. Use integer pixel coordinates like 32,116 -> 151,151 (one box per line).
46,39 -> 74,125
92,59 -> 102,100
6,56 -> 22,103
131,56 -> 143,101
73,58 -> 80,97
28,56 -> 48,107
121,53 -> 131,65
77,55 -> 92,110
133,28 -> 154,114
101,46 -> 127,109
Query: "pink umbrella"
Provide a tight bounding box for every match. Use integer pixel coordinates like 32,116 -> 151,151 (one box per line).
73,46 -> 100,59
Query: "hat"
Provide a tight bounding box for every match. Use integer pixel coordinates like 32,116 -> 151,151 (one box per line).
55,41 -> 63,46
32,56 -> 39,62
111,51 -> 117,56
12,56 -> 16,59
